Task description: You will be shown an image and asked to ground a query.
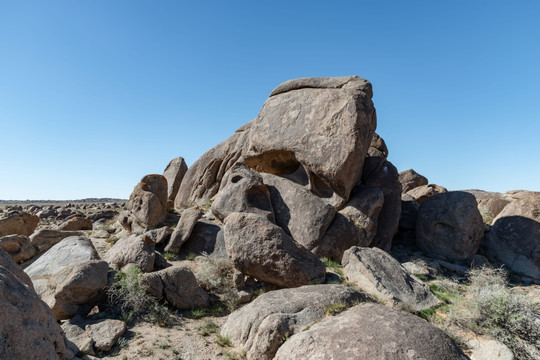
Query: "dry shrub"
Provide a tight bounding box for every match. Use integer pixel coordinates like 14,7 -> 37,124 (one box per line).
195,253 -> 239,311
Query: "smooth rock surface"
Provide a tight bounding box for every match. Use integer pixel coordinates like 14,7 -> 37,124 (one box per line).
224,212 -> 325,287
165,208 -> 203,253
103,232 -> 155,273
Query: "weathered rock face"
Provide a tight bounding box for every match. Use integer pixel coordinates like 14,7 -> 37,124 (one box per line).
399,168 -> 428,194
165,208 -> 203,253
261,173 -> 335,251
222,284 -> 367,360
55,216 -> 93,231
361,158 -> 402,251
223,212 -> 325,287
179,219 -> 222,256
342,247 -> 439,311
368,132 -> 388,158
406,183 -> 448,204
103,232 -> 155,273
274,303 -> 469,360
465,190 -> 512,225
0,247 -> 34,290
41,260 -> 109,320
175,122 -> 252,208
0,265 -> 67,360
244,76 -> 377,208
30,229 -> 84,253
119,174 -> 168,232
212,163 -> 274,223
86,319 -> 127,352
484,191 -> 540,280
416,191 -> 484,261
25,236 -> 101,296
0,234 -> 35,263
0,211 -> 39,236
139,266 -> 209,309
163,156 -> 188,209
315,186 -> 383,260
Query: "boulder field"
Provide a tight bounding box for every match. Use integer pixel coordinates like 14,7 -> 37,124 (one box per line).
1,76 -> 539,359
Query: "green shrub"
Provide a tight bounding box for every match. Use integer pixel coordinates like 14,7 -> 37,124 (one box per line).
108,266 -> 174,326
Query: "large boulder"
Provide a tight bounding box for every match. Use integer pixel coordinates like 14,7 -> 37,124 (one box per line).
119,174 -> 168,232
465,190 -> 512,225
361,158 -> 402,251
0,211 -> 39,237
163,156 -> 188,209
342,247 -> 438,311
416,191 -> 484,261
244,76 -> 377,208
368,132 -> 388,158
274,303 -> 469,360
41,260 -> 109,320
221,284 -> 366,360
0,234 -> 35,263
223,212 -> 326,287
261,173 -> 335,251
179,219 -> 222,256
164,207 -> 203,253
103,232 -> 155,273
24,236 -> 101,296
139,266 -> 209,309
30,229 -> 84,253
175,122 -> 252,208
212,163 -> 274,223
399,168 -> 428,194
315,186 -> 383,260
484,191 -> 540,280
0,265 -> 67,359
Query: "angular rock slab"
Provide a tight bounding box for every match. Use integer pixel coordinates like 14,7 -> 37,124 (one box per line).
42,260 -> 109,320
221,284 -> 366,360
484,191 -> 540,280
416,191 -> 484,261
212,162 -> 274,223
274,303 -> 469,360
119,174 -> 168,232
224,212 -> 325,287
165,208 -> 203,253
0,266 -> 67,360
261,173 -> 335,251
103,232 -> 155,273
56,216 -> 93,231
245,76 -> 377,207
163,156 -> 188,209
30,229 -> 84,253
342,247 -> 439,312
0,247 -> 34,290
406,183 -> 447,204
25,236 -> 101,296
399,168 -> 428,194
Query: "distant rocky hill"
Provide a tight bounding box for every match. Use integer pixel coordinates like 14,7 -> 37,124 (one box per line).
0,198 -> 126,205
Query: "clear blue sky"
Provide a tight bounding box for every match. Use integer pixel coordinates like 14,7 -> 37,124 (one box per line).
1,1 -> 539,199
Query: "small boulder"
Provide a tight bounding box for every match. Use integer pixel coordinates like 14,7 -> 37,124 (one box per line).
465,189 -> 512,225
224,212 -> 325,287
86,319 -> 127,352
416,191 -> 484,261
0,211 -> 39,236
56,216 -> 93,231
119,174 -> 168,232
406,183 -> 448,204
163,156 -> 188,209
0,234 -> 35,263
30,229 -> 84,253
274,303 -> 469,360
342,247 -> 439,312
222,284 -> 366,360
103,232 -> 155,273
399,168 -> 428,194
140,266 -> 209,309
